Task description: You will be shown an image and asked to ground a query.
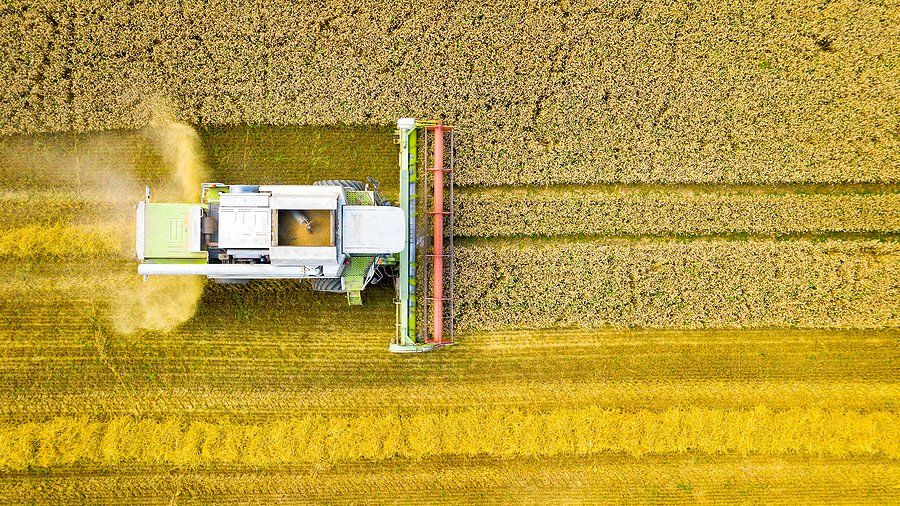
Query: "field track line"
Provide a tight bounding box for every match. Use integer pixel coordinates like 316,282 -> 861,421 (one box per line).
3,454 -> 898,504
456,182 -> 900,196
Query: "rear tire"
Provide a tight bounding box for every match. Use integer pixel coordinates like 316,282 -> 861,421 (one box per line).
313,179 -> 365,191
310,277 -> 344,293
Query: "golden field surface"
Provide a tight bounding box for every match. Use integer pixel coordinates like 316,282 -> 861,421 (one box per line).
1,0 -> 899,503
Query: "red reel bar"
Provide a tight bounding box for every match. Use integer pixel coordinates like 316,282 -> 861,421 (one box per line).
424,123 -> 454,345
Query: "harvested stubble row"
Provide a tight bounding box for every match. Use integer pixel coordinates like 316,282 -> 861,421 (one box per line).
7,381 -> 899,421
455,187 -> 900,237
3,456 -> 898,504
0,191 -> 116,228
455,239 -> 900,330
2,0 -> 897,184
3,258 -> 896,420
1,407 -> 897,469
0,223 -> 124,258
3,258 -> 897,417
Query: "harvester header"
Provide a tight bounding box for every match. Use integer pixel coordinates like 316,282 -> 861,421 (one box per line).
393,119 -> 456,352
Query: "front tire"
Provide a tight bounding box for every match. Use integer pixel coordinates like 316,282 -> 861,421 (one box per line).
310,277 -> 344,293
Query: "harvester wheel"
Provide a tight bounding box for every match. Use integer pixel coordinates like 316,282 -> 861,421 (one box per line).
313,179 -> 366,191
310,277 -> 344,293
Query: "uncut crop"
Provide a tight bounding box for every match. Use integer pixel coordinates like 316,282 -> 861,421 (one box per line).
455,188 -> 900,237
455,239 -> 900,331
1,0 -> 898,185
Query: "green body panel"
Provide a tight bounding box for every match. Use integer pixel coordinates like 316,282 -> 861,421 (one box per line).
343,256 -> 373,305
142,203 -> 208,260
142,258 -> 207,264
408,128 -> 417,343
345,190 -> 375,205
202,186 -> 227,204
396,126 -> 418,347
343,256 -> 374,279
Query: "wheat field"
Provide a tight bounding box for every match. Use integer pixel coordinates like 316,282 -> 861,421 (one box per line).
1,0 -> 899,503
0,127 -> 897,502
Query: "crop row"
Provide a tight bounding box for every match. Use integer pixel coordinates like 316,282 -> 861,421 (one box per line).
0,224 -> 123,258
455,188 -> 900,237
3,456 -> 898,504
1,407 -> 896,469
455,239 -> 900,330
6,380 -> 897,424
0,191 -> 118,228
2,1 -> 897,184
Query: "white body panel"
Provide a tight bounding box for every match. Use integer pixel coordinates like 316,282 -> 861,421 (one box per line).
261,185 -> 343,197
135,201 -> 146,260
140,263 -> 313,277
219,193 -> 269,207
342,206 -> 406,254
220,193 -> 269,207
270,195 -> 338,210
270,246 -> 339,266
188,206 -> 204,252
218,207 -> 272,248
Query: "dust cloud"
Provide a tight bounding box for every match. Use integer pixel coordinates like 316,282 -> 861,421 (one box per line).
0,99 -> 211,334
110,102 -> 210,334
142,103 -> 209,201
108,275 -> 206,335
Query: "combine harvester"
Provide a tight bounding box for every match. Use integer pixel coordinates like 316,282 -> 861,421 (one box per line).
135,119 -> 455,352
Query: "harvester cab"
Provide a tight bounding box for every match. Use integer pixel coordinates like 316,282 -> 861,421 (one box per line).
135,118 -> 455,353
